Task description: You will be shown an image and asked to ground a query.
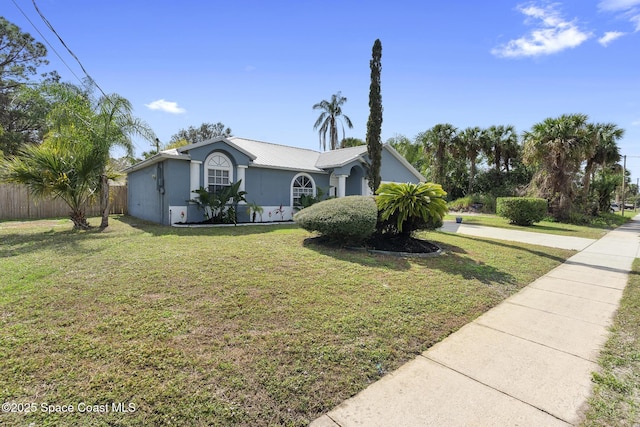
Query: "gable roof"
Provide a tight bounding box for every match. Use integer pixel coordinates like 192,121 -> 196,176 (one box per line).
226,137 -> 324,173
125,137 -> 425,181
315,145 -> 368,168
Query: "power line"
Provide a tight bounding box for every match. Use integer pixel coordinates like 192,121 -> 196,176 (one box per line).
30,0 -> 110,100
9,0 -> 84,85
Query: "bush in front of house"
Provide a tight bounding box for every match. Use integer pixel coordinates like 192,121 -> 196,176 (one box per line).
293,195 -> 377,244
376,182 -> 448,236
496,197 -> 547,226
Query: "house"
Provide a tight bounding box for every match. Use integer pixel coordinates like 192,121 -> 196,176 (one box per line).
124,136 -> 425,225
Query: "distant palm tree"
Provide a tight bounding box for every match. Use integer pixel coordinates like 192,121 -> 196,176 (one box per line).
416,123 -> 458,187
313,92 -> 353,151
582,122 -> 623,197
484,125 -> 519,176
455,126 -> 485,194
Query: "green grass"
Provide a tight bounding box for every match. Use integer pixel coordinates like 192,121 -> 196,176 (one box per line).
581,258 -> 640,426
0,216 -> 576,426
444,213 -> 632,239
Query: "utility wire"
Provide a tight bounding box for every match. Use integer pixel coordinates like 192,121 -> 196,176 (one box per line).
9,0 -> 84,85
30,0 -> 110,100
21,0 -> 157,151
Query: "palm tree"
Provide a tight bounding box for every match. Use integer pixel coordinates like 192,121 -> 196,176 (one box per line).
484,125 -> 518,177
46,84 -> 155,228
455,126 -> 485,194
313,92 -> 353,151
522,113 -> 591,220
416,123 -> 458,188
582,122 -> 623,198
92,93 -> 156,227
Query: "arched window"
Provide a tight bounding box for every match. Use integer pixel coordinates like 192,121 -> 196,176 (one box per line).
291,173 -> 315,207
205,152 -> 233,193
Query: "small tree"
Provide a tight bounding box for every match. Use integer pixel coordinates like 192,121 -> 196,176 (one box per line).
366,39 -> 383,193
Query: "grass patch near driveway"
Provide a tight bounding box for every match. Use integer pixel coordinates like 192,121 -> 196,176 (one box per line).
581,258 -> 640,426
0,216 -> 574,426
445,213 -> 628,240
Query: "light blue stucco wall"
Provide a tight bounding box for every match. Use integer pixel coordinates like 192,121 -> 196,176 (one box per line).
244,167 -> 329,206
127,159 -> 190,225
127,164 -> 162,224
380,149 -> 421,183
346,164 -> 366,196
187,143 -> 252,168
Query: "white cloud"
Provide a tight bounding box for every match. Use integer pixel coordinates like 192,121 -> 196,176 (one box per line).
492,3 -> 592,58
145,99 -> 186,114
631,13 -> 640,30
599,30 -> 626,45
633,119 -> 640,126
599,0 -> 640,31
598,0 -> 640,12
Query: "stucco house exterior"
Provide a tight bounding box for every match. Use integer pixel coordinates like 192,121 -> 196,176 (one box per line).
124,136 -> 425,225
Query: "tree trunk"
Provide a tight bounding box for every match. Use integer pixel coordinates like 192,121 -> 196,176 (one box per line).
468,160 -> 476,194
100,174 -> 110,228
70,209 -> 90,230
582,159 -> 595,198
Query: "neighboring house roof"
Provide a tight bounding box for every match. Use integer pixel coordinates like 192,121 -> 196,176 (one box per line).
124,137 -> 425,182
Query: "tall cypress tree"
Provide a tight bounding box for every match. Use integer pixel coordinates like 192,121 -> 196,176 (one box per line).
366,39 -> 383,193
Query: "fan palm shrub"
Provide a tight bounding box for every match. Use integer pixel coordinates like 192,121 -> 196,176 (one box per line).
376,182 -> 448,236
0,142 -> 101,229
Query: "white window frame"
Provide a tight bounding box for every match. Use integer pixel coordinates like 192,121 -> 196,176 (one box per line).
291,173 -> 316,207
204,152 -> 233,193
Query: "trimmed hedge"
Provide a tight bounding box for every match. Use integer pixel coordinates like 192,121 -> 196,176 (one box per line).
293,196 -> 377,244
496,197 -> 547,226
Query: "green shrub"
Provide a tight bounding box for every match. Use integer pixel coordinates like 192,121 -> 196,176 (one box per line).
496,197 -> 547,226
447,194 -> 496,213
293,196 -> 377,244
376,182 -> 448,236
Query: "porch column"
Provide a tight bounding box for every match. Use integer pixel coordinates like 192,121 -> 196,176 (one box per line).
190,161 -> 202,195
337,174 -> 348,198
236,165 -> 247,191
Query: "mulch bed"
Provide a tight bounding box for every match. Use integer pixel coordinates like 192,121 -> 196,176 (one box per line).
366,234 -> 441,254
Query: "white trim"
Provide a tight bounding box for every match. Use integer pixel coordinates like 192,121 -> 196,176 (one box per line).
237,165 -> 247,192
189,161 -> 202,197
336,174 -> 347,198
204,152 -> 234,191
290,173 -> 316,208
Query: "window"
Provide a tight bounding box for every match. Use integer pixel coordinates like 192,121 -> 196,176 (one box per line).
205,153 -> 233,193
292,174 -> 315,206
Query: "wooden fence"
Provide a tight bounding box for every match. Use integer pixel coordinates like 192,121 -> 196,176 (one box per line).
0,183 -> 127,220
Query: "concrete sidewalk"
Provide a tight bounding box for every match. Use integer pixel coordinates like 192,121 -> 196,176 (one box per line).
311,217 -> 640,427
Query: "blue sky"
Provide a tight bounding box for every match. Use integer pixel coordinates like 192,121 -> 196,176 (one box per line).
6,0 -> 640,182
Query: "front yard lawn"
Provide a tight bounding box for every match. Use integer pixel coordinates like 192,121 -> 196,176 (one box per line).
0,216 -> 575,426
